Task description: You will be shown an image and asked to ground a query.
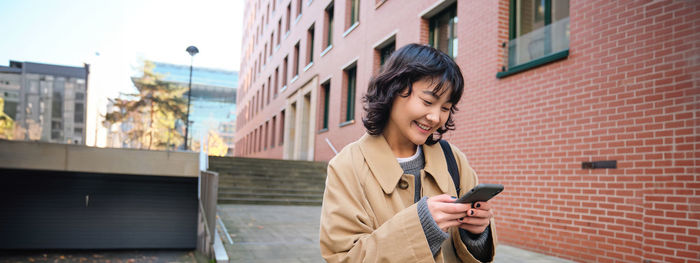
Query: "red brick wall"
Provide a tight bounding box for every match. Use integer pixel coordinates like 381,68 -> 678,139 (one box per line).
237,0 -> 699,262
449,1 -> 699,262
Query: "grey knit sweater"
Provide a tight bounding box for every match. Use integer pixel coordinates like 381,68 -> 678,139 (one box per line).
398,146 -> 493,261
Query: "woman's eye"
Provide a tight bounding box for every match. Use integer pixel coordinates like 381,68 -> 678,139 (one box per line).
422,99 -> 433,105
441,107 -> 450,112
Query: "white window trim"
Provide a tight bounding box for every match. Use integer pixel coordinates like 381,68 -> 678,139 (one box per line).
320,45 -> 333,57
342,22 -> 360,38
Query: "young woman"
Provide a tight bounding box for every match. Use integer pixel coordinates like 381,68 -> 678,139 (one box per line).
319,44 -> 496,262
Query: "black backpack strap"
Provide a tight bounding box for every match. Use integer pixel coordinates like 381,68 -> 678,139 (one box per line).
438,140 -> 460,196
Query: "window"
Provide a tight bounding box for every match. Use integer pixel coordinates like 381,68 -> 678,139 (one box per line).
271,115 -> 277,148
258,124 -> 263,152
270,33 -> 274,55
342,65 -> 357,123
246,133 -> 253,154
263,43 -> 268,64
293,42 -> 300,77
347,0 -> 360,28
379,40 -> 395,68
279,110 -> 285,145
498,0 -> 570,78
74,102 -> 84,123
307,24 -> 315,65
320,81 -> 330,130
282,56 -> 288,87
52,89 -> 63,118
264,121 -> 269,150
3,100 -> 17,119
324,3 -> 334,48
267,76 -> 271,104
277,19 -> 282,44
429,3 -> 458,58
297,0 -> 303,19
51,121 -> 62,140
260,87 -> 264,110
274,67 -> 279,96
286,3 -> 291,33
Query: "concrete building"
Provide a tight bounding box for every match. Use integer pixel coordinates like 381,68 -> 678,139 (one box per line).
0,60 -> 89,144
235,0 -> 699,262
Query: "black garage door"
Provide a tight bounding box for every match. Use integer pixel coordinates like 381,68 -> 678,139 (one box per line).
0,168 -> 198,249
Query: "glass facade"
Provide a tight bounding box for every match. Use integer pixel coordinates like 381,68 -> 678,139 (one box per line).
152,62 -> 238,155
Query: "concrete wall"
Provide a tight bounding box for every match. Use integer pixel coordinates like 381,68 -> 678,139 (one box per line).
0,140 -> 199,177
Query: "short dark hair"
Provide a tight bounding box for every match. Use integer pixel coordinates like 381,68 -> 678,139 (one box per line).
362,43 -> 464,145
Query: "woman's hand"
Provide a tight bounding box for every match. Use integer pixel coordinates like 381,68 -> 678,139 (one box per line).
427,194 -> 470,232
458,201 -> 493,234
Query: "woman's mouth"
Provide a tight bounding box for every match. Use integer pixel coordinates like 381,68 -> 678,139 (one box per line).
415,121 -> 432,133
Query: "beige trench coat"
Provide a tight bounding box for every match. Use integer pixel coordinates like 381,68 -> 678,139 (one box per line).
320,134 -> 497,262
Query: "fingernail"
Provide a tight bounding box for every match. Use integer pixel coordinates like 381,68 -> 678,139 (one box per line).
476,203 -> 481,208
470,210 -> 474,215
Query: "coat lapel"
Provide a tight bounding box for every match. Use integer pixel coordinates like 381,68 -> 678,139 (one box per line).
358,134 -> 405,195
359,134 -> 453,195
422,142 -> 452,194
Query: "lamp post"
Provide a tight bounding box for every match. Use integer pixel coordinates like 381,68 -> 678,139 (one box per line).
184,45 -> 199,150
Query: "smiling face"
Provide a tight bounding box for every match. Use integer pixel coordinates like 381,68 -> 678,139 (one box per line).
383,78 -> 453,157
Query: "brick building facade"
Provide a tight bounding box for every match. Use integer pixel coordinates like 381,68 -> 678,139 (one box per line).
236,0 -> 699,262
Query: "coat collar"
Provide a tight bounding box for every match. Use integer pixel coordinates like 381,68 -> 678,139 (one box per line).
358,134 -> 452,195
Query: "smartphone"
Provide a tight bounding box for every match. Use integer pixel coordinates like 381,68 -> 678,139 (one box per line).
454,184 -> 504,204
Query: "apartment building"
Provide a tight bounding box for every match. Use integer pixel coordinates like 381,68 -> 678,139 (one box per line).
0,60 -> 89,144
236,1 -> 699,262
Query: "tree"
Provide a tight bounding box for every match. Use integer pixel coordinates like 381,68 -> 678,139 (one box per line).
206,131 -> 228,156
0,97 -> 14,139
104,61 -> 187,150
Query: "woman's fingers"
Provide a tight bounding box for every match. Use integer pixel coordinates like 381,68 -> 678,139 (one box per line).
472,201 -> 491,211
428,195 -> 474,231
431,194 -> 458,203
458,207 -> 492,234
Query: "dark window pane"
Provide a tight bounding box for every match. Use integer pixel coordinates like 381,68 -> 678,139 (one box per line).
346,67 -> 356,122
429,4 -> 458,58
380,42 -> 395,67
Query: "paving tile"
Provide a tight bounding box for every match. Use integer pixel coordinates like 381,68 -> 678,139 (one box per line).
218,204 -> 576,263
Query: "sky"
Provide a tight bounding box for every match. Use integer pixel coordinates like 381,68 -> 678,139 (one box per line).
0,0 -> 244,146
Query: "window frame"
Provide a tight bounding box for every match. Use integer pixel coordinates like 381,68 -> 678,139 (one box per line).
307,24 -> 315,66
342,66 -> 357,124
320,81 -> 331,131
497,0 -> 570,78
428,3 -> 458,58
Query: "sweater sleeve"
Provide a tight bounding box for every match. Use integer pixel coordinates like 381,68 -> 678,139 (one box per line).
459,226 -> 494,262
417,196 -> 450,256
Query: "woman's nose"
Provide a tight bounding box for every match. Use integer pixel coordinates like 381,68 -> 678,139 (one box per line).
426,108 -> 440,123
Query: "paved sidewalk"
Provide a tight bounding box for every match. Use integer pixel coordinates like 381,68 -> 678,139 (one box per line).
217,204 -> 576,263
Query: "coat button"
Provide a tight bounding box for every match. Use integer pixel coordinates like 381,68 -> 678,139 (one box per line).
398,179 -> 409,189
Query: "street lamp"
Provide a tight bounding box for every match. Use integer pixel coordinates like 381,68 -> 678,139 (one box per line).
184,45 -> 199,150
